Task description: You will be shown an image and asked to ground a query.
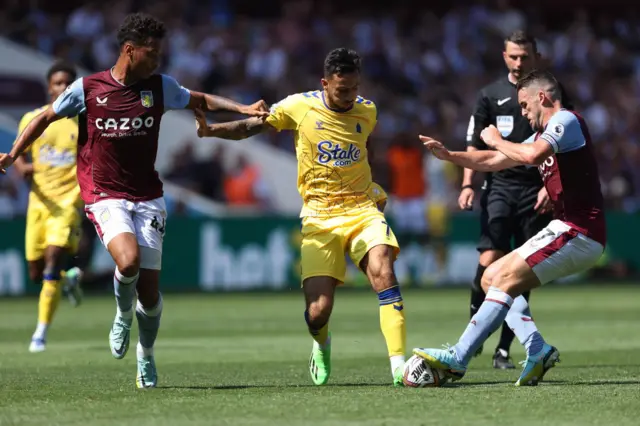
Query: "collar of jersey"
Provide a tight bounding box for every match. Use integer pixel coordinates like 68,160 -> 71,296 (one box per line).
321,91 -> 354,113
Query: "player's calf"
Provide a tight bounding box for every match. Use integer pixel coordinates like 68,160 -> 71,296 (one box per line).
30,248 -> 68,352
303,276 -> 337,385
362,245 -> 406,382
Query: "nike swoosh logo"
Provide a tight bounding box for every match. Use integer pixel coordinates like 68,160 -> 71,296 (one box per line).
497,97 -> 511,106
393,304 -> 404,312
97,96 -> 108,104
112,329 -> 129,355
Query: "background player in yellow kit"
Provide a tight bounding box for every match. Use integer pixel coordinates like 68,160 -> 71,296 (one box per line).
195,48 -> 407,386
13,61 -> 84,353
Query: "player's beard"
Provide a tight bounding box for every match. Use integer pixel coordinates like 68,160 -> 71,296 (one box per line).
531,115 -> 543,132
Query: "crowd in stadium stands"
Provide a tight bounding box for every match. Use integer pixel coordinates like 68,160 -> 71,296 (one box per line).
2,0 -> 640,214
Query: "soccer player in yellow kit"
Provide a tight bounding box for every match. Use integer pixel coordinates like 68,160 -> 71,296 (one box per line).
195,48 -> 407,386
13,62 -> 84,353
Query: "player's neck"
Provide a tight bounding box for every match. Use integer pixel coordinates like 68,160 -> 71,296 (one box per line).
507,73 -> 518,85
111,59 -> 141,86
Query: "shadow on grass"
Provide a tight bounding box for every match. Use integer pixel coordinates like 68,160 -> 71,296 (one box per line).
158,382 -> 393,390
444,379 -> 640,388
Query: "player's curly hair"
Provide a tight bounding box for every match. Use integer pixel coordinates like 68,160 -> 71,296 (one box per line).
516,69 -> 561,101
46,61 -> 77,82
324,48 -> 361,77
117,13 -> 166,47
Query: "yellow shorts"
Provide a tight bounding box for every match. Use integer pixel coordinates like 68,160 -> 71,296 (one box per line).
25,205 -> 81,261
300,207 -> 400,283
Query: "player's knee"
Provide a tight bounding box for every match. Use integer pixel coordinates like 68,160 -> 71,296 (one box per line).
479,249 -> 505,267
115,253 -> 140,277
29,265 -> 43,283
481,262 -> 500,292
488,267 -> 519,294
306,297 -> 333,328
370,267 -> 397,293
137,290 -> 160,310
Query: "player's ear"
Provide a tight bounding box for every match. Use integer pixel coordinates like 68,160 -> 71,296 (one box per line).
122,42 -> 134,61
538,90 -> 546,103
321,78 -> 329,89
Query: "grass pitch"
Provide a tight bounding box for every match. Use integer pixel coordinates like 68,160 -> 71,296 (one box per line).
1,285 -> 639,425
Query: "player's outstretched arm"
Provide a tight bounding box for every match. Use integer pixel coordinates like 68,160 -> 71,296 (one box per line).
186,91 -> 269,117
0,107 -> 60,173
480,125 -> 553,166
420,135 -> 520,172
160,75 -> 269,117
194,108 -> 270,140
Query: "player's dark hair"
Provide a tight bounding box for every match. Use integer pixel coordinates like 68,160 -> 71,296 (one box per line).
117,13 -> 166,47
324,48 -> 361,78
46,61 -> 77,82
517,69 -> 561,101
505,30 -> 538,53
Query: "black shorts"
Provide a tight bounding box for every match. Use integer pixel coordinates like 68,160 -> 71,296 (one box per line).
477,185 -> 552,253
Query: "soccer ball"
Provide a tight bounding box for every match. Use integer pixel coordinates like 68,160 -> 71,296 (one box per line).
402,354 -> 447,388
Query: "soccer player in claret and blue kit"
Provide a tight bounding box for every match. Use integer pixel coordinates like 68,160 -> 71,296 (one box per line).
0,13 -> 268,388
415,69 -> 606,386
195,48 -> 408,387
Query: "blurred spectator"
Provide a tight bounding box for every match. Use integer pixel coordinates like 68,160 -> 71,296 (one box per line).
386,133 -> 427,240
224,154 -> 271,209
164,142 -> 227,203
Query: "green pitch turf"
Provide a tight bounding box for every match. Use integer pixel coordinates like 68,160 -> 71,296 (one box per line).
1,285 -> 639,426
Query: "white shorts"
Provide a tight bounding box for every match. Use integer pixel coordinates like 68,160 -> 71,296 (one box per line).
389,197 -> 427,233
515,219 -> 604,285
85,197 -> 167,270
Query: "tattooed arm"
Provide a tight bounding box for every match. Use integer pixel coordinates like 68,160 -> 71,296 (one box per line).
195,109 -> 270,140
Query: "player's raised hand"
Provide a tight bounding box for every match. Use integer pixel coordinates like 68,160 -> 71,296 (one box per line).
419,135 -> 450,160
480,125 -> 501,147
0,153 -> 15,174
194,108 -> 208,138
240,100 -> 270,118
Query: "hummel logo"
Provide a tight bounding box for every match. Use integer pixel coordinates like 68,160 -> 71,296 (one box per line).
97,96 -> 108,105
497,97 -> 511,106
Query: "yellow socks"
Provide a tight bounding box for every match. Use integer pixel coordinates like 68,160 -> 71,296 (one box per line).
378,285 -> 406,372
37,274 -> 63,331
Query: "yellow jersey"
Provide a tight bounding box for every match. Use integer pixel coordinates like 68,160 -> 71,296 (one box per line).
266,90 -> 378,218
17,105 -> 81,210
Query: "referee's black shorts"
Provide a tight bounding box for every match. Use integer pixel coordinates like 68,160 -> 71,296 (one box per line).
477,184 -> 552,254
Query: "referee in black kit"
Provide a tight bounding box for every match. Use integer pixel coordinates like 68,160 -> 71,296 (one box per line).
460,31 -> 573,369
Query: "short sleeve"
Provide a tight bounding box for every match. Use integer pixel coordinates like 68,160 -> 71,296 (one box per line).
369,102 -> 378,133
539,110 -> 585,154
52,78 -> 85,117
266,95 -> 302,131
161,74 -> 191,110
467,91 -> 492,149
